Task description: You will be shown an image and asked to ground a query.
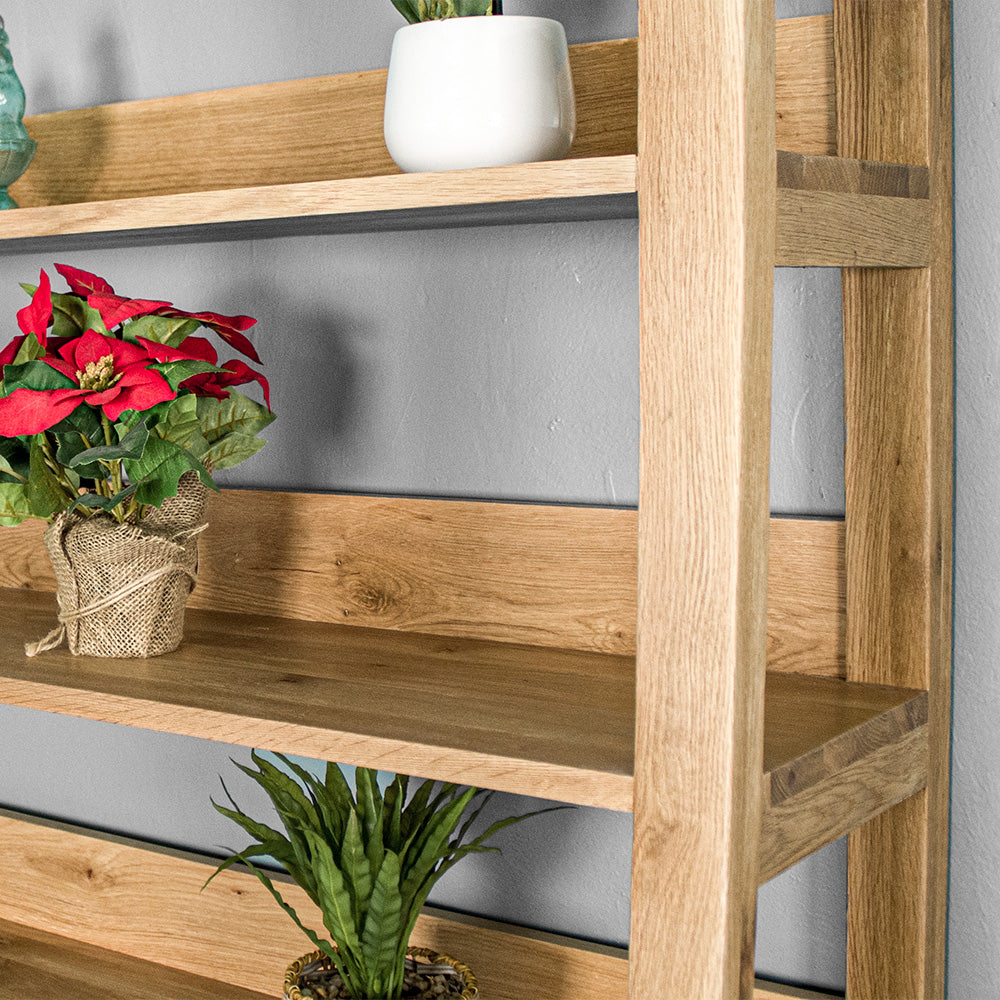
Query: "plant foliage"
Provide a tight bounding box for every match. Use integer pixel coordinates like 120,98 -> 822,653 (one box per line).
209,752 -> 558,999
0,263 -> 273,525
391,0 -> 495,24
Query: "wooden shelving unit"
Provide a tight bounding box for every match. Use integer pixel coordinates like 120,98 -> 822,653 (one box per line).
0,5 -> 952,999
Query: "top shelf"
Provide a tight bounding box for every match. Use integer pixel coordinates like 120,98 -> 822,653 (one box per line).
0,20 -> 931,266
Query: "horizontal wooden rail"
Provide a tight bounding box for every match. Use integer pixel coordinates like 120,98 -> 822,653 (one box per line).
0,490 -> 845,673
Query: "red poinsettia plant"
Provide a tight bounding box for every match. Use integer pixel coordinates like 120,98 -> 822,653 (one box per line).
0,263 -> 274,526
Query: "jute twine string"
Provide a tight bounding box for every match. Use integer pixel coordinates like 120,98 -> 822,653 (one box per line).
28,473 -> 208,658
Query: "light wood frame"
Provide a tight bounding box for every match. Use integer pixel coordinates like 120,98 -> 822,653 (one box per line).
0,4 -> 953,998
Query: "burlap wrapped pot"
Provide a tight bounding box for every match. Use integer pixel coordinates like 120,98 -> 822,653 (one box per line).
26,473 -> 207,658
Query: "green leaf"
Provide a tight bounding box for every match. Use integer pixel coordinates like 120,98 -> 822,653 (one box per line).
302,827 -> 365,969
26,437 -> 68,519
398,787 -> 477,910
0,438 -> 30,485
123,435 -> 216,508
149,359 -> 219,392
400,778 -> 435,842
147,393 -> 205,451
49,290 -> 110,338
340,810 -> 372,927
355,768 -> 380,840
271,754 -> 345,846
198,431 -> 266,471
12,334 -> 43,366
49,403 -> 102,442
66,484 -> 138,516
2,360 -> 76,395
323,762 -> 357,831
0,481 -> 33,525
124,314 -> 201,347
196,391 -> 275,444
453,0 -> 492,13
384,775 -> 407,854
218,854 -> 350,986
67,421 -> 149,468
361,850 -> 403,994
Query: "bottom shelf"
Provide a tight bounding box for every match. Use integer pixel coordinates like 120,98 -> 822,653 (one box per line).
0,810 -> 842,1000
0,918 -> 270,1000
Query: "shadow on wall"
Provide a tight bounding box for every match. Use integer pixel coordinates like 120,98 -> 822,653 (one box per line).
427,793 -> 633,948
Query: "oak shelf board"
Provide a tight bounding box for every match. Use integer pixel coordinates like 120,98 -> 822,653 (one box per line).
0,918 -> 271,1000
0,150 -> 929,268
0,587 -> 638,812
0,155 -> 639,251
0,588 -> 927,852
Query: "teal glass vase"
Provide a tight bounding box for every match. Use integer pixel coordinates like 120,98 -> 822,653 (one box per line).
0,16 -> 35,209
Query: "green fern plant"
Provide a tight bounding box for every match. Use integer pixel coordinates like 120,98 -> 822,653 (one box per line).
391,0 -> 499,23
208,751 -> 555,999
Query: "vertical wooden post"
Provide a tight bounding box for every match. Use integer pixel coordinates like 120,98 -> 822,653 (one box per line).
834,2 -> 953,996
631,2 -> 775,997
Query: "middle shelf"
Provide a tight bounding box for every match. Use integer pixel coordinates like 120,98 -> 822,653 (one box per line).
0,585 -> 926,884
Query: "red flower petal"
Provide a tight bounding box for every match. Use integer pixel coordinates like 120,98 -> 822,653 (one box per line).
179,372 -> 229,400
16,270 -> 52,346
59,329 -> 151,371
89,294 -> 174,330
220,359 -> 271,411
136,336 -> 218,364
54,263 -> 115,297
99,367 -> 175,423
42,356 -> 79,381
0,387 -> 87,436
158,307 -> 260,363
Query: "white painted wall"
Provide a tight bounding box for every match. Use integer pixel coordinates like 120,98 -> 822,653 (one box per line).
3,1 -> 991,995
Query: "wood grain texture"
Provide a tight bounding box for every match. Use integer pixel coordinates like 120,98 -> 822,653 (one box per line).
0,587 -> 637,811
0,810 -> 626,1000
0,152 -> 937,267
0,811 -> 845,1000
776,187 -> 931,267
0,583 -> 925,876
776,148 -> 929,198
766,518 -> 845,678
0,156 -> 639,244
196,492 -> 637,655
760,680 -> 927,882
0,919 -> 271,1000
0,493 -> 846,676
9,40 -> 637,209
8,22 -> 828,212
775,15 -> 837,155
632,0 -> 773,996
835,1 -> 954,997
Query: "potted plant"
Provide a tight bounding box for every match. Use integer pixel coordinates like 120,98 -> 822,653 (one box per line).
209,752 -> 560,999
382,0 -> 575,173
0,262 -> 273,657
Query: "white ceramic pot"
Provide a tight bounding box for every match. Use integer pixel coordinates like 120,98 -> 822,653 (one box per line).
383,15 -> 575,173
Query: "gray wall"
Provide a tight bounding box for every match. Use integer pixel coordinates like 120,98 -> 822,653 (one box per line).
4,0 -> 989,995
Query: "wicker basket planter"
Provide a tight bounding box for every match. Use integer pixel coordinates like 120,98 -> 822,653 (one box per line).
27,476 -> 206,658
283,947 -> 479,1000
